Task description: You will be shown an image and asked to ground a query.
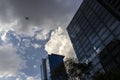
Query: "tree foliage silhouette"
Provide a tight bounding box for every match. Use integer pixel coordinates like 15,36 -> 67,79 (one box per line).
64,58 -> 92,79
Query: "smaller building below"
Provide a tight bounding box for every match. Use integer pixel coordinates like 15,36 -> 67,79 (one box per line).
48,54 -> 68,80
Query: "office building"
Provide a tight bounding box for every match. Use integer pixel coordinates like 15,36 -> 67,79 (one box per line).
48,54 -> 68,80
67,0 -> 120,78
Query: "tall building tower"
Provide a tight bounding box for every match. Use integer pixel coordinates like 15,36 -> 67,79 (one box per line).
41,58 -> 48,80
67,0 -> 120,78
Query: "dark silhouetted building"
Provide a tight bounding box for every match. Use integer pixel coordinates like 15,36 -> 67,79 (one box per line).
97,0 -> 120,20
67,0 -> 120,79
99,40 -> 120,72
48,54 -> 68,80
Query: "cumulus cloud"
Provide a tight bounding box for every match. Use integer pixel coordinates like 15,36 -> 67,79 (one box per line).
35,29 -> 50,40
1,31 -> 8,41
26,76 -> 40,80
16,78 -> 20,80
32,43 -> 41,49
0,0 -> 82,34
14,73 -> 40,80
22,39 -> 31,47
0,44 -> 26,78
26,77 -> 34,80
45,27 -> 76,58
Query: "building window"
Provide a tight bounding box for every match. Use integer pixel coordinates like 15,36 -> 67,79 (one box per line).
110,0 -> 116,5
114,1 -> 120,8
101,30 -> 110,41
98,27 -> 106,36
95,23 -> 103,32
104,35 -> 114,45
102,13 -> 113,23
113,26 -> 120,36
94,40 -> 102,49
92,57 -> 99,66
91,35 -> 99,45
107,18 -> 118,29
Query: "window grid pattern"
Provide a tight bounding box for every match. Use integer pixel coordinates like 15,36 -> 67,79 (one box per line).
67,0 -> 120,75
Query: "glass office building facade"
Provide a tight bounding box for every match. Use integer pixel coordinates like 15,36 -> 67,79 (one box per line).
48,54 -> 68,80
67,0 -> 120,76
41,59 -> 48,80
99,40 -> 120,72
97,0 -> 120,20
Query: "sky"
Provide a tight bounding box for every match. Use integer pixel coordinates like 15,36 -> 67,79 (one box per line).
0,0 -> 83,80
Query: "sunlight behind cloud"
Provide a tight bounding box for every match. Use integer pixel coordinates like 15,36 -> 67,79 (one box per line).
45,27 -> 76,58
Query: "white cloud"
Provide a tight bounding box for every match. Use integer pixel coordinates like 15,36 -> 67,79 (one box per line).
0,44 -> 26,78
35,29 -> 49,40
26,76 -> 40,80
0,0 -> 82,35
22,39 -> 31,47
1,31 -> 8,41
0,19 -> 18,32
26,77 -> 34,80
45,27 -> 76,58
33,65 -> 37,69
15,72 -> 41,80
32,43 -> 41,49
16,78 -> 20,80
